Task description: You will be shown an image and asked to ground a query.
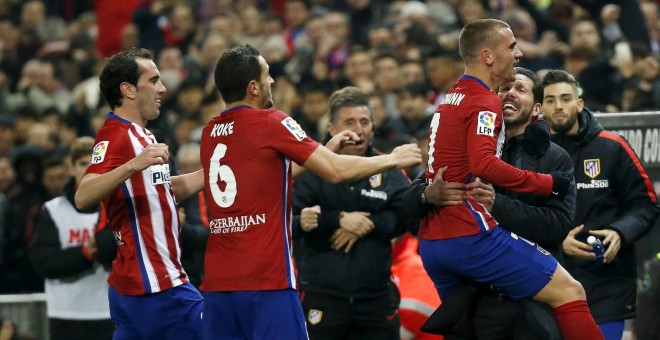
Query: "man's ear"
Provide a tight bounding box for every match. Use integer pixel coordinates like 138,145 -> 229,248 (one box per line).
481,49 -> 493,66
531,103 -> 542,118
327,121 -> 336,136
577,97 -> 585,112
248,80 -> 259,97
120,82 -> 136,100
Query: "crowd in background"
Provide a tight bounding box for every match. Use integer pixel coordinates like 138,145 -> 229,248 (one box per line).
0,0 -> 659,337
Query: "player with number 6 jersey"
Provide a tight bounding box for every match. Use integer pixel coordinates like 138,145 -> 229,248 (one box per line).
200,107 -> 318,291
200,45 -> 422,340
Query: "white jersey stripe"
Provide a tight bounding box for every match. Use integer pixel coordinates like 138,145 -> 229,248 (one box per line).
123,178 -> 160,293
281,158 -> 296,289
127,128 -> 162,292
130,125 -> 184,289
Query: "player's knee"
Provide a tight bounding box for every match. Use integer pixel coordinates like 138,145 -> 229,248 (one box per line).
563,278 -> 586,301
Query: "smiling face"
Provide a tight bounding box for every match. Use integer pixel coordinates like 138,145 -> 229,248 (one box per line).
490,28 -> 523,87
542,82 -> 583,134
328,105 -> 373,156
134,58 -> 166,122
498,73 -> 537,128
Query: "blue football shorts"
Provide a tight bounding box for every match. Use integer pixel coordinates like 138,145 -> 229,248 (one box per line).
108,282 -> 203,340
202,289 -> 308,340
420,226 -> 557,300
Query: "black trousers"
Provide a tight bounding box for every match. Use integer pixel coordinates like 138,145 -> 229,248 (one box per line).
49,318 -> 115,340
301,290 -> 400,340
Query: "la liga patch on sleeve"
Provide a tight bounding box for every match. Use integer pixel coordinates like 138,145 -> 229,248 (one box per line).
476,111 -> 496,137
281,116 -> 307,141
91,141 -> 109,164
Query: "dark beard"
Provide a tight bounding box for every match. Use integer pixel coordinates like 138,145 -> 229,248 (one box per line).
548,114 -> 578,134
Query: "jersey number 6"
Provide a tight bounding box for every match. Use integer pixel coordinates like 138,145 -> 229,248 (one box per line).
209,143 -> 237,208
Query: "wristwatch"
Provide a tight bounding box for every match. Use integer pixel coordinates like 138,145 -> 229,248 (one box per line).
418,185 -> 428,205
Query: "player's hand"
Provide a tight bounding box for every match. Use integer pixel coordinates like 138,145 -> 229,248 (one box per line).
466,181 -> 495,211
562,225 -> 596,260
129,143 -> 169,172
325,130 -> 360,153
331,228 -> 359,253
589,228 -> 621,264
84,236 -> 98,259
339,211 -> 374,237
390,143 -> 422,169
301,205 -> 321,232
425,166 -> 466,206
550,171 -> 571,200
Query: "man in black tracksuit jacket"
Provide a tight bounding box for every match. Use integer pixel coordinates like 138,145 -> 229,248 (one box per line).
405,67 -> 576,339
541,70 -> 659,337
292,86 -> 411,340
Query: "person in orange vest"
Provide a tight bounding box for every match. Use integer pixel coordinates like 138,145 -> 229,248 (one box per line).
391,233 -> 443,340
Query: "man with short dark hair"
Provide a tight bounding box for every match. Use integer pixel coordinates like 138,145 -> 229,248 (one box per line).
293,86 -> 411,339
417,19 -> 602,339
199,45 -> 421,340
541,69 -> 659,340
75,47 -> 205,339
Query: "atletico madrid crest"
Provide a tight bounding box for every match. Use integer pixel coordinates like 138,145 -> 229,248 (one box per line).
584,159 -> 601,179
369,174 -> 382,188
308,309 -> 323,325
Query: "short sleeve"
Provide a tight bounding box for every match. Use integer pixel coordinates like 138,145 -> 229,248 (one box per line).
86,126 -> 132,175
266,110 -> 320,165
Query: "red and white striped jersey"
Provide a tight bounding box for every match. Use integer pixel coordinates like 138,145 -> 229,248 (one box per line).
199,106 -> 319,292
86,113 -> 187,295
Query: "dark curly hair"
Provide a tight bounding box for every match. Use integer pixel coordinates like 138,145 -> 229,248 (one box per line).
99,48 -> 153,110
214,45 -> 261,104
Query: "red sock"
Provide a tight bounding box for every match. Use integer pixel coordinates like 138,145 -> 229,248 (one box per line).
553,300 -> 603,340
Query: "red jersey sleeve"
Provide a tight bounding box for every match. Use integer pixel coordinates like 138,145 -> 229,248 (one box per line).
266,110 -> 320,165
87,125 -> 132,175
465,103 -> 553,196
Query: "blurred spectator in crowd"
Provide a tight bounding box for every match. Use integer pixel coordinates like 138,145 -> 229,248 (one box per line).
3,59 -> 73,114
639,1 -> 659,55
373,52 -> 402,118
621,42 -> 660,112
0,114 -> 16,158
347,0 -> 389,48
400,60 -> 426,86
396,82 -> 434,139
370,91 -> 406,152
501,8 -> 566,72
132,1 -> 196,57
283,0 -> 312,56
291,79 -> 334,142
321,11 -> 352,80
184,33 -> 229,84
285,14 -> 326,84
29,136 -> 115,340
425,44 -> 463,108
41,155 -> 68,200
236,5 -> 264,49
339,46 -> 375,92
25,122 -> 58,154
0,156 -> 15,195
1,145 -> 47,293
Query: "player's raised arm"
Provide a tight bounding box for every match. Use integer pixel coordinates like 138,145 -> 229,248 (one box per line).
302,142 -> 421,183
75,143 -> 169,210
